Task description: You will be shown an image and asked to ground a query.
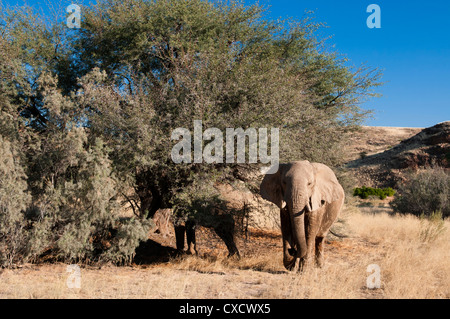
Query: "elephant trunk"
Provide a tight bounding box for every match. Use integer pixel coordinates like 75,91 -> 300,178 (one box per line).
289,200 -> 308,261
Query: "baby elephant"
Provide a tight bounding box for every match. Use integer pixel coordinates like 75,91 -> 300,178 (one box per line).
260,161 -> 345,271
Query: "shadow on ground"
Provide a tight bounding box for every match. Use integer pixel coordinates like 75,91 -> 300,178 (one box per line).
133,239 -> 178,265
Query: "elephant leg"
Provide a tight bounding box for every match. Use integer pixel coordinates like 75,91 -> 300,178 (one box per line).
280,208 -> 296,269
186,221 -> 198,256
302,210 -> 324,269
174,224 -> 186,254
214,226 -> 240,259
315,236 -> 325,268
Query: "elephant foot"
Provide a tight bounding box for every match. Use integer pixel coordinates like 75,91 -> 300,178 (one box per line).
284,258 -> 301,272
186,250 -> 198,256
187,245 -> 198,256
315,255 -> 324,268
227,251 -> 241,260
284,259 -> 295,272
175,249 -> 185,258
285,256 -> 312,273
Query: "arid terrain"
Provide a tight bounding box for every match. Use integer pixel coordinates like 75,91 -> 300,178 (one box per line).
0,125 -> 449,299
1,210 -> 448,299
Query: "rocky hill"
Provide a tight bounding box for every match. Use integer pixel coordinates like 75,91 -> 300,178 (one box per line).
347,122 -> 450,188
345,126 -> 423,162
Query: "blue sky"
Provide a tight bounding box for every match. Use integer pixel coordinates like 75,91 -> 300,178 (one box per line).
3,0 -> 449,128
252,0 -> 450,128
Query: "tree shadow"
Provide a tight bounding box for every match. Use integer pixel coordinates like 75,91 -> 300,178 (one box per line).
133,239 -> 178,265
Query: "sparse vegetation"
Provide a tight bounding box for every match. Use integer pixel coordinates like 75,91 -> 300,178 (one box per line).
0,136 -> 31,267
419,211 -> 446,243
0,212 -> 448,299
391,168 -> 450,218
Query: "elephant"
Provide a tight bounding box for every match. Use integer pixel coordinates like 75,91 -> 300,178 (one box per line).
260,161 -> 345,272
134,169 -> 240,258
173,184 -> 249,259
174,215 -> 240,259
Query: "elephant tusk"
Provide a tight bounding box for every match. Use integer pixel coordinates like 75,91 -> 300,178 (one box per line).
306,199 -> 312,213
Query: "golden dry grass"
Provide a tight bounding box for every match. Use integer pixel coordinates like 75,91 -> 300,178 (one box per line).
0,210 -> 448,299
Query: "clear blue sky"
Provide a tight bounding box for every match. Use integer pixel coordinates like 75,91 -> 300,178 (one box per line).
3,0 -> 450,128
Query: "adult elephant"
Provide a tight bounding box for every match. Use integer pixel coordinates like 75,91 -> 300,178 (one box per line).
260,161 -> 345,271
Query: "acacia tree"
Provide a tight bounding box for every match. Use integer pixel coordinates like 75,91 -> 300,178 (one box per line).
70,0 -> 381,221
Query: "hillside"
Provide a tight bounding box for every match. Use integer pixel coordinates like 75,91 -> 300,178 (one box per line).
346,122 -> 450,188
345,126 -> 423,162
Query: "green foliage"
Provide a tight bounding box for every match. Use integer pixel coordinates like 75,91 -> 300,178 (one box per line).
26,131 -> 154,264
76,0 -> 381,151
74,0 -> 381,220
391,168 -> 450,218
353,186 -> 396,200
0,20 -> 153,264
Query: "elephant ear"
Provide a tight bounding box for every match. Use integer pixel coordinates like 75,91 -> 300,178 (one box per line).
260,166 -> 284,209
310,163 -> 343,211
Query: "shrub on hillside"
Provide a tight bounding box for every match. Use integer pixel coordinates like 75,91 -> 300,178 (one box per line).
390,168 -> 450,218
353,186 -> 396,200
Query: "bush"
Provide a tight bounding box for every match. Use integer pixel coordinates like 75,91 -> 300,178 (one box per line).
353,186 -> 396,200
27,135 -> 154,264
0,136 -> 31,267
391,168 -> 450,218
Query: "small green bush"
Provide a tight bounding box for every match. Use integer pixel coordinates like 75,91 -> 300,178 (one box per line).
353,186 -> 396,200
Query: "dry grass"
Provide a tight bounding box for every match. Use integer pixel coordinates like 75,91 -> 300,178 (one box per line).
0,210 -> 448,299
